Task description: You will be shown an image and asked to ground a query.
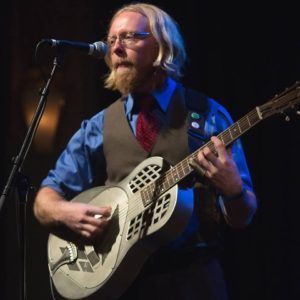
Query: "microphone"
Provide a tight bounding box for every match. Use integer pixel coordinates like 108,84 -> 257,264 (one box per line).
41,39 -> 108,59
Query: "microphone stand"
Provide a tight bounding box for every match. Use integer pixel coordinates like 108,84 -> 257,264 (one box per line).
0,52 -> 62,300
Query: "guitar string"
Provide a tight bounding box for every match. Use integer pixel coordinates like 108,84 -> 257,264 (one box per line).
49,84 -> 300,297
107,109 -> 262,224
105,90 -> 300,225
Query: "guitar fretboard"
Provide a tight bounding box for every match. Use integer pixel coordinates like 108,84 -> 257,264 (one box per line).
142,107 -> 262,206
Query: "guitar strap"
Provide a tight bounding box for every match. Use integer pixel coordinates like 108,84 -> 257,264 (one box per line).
184,88 -> 209,151
184,88 -> 222,245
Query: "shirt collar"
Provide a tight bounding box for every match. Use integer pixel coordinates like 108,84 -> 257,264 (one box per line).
125,77 -> 177,116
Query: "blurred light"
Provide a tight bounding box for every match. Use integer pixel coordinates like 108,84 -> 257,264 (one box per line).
21,69 -> 64,153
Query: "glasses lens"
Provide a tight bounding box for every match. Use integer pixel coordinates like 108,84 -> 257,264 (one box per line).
107,32 -> 150,48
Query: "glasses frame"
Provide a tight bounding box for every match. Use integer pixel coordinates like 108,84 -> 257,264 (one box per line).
106,31 -> 151,48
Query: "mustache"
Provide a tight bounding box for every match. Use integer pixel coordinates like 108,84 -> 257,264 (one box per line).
114,59 -> 134,69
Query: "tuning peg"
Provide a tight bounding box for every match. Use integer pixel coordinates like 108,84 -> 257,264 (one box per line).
285,115 -> 291,122
296,110 -> 300,116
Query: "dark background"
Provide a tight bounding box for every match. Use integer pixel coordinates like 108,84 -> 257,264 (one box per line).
1,1 -> 300,299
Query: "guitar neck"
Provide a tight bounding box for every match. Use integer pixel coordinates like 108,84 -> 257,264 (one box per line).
142,107 -> 263,206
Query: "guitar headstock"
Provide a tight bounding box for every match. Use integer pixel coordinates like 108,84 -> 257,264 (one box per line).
258,81 -> 300,120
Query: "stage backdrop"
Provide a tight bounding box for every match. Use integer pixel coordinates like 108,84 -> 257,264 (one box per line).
1,1 -> 299,300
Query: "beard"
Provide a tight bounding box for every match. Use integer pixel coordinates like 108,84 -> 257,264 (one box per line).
111,62 -> 157,95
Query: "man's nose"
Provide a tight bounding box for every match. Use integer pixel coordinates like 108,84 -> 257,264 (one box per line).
111,37 -> 125,51
111,39 -> 126,57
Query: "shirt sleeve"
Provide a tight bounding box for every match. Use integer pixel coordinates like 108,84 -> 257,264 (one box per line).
205,98 -> 254,192
40,110 -> 107,200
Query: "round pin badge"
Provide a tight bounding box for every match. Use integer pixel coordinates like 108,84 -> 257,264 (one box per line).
191,112 -> 200,119
191,121 -> 200,129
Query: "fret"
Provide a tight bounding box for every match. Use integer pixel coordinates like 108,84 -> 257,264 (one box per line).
218,132 -> 228,147
143,110 -> 260,205
167,174 -> 173,188
247,110 -> 260,128
139,81 -> 300,209
164,171 -> 171,190
249,115 -> 255,126
230,123 -> 241,139
190,152 -> 198,162
236,121 -> 242,134
181,159 -> 190,176
207,141 -> 216,154
143,109 -> 263,205
224,132 -> 232,145
228,126 -> 234,140
173,166 -> 180,182
185,157 -> 194,173
246,114 -> 252,127
169,168 -> 175,182
253,110 -> 261,124
219,134 -> 225,145
177,164 -> 185,179
240,118 -> 249,132
161,181 -> 167,192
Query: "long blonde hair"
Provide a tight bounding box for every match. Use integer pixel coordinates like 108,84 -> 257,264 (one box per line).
104,3 -> 187,89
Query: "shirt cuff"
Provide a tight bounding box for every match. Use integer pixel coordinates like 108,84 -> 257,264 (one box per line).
222,186 -> 246,202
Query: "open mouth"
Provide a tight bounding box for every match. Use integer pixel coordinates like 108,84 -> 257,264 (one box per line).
115,61 -> 133,69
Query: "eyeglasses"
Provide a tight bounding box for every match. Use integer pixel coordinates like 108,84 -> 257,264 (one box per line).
106,31 -> 151,48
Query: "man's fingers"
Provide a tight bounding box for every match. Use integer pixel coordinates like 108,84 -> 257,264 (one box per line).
86,206 -> 112,218
211,136 -> 228,161
84,214 -> 110,227
189,159 -> 207,177
94,214 -> 103,219
79,220 -> 108,238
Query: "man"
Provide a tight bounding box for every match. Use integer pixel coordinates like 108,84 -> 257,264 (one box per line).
34,3 -> 257,299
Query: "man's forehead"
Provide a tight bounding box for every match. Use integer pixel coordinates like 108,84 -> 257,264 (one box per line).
109,11 -> 148,35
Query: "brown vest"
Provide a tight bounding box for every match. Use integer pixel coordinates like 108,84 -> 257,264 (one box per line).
103,85 -> 189,185
103,85 -> 220,244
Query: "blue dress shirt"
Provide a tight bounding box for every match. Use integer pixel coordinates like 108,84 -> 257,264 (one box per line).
41,78 -> 253,202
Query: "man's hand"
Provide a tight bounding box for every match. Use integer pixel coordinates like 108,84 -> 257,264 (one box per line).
194,136 -> 243,197
34,187 -> 112,242
58,201 -> 112,239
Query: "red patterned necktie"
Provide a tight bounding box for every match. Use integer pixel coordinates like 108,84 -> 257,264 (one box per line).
136,95 -> 161,152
